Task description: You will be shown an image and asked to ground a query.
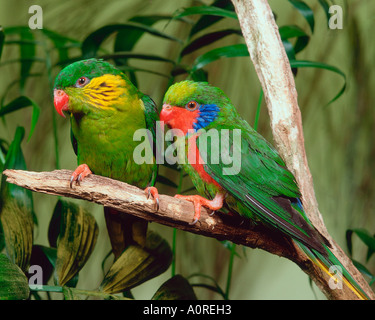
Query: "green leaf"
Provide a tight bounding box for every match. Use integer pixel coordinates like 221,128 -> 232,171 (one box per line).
346,228 -> 375,262
100,52 -> 175,65
41,29 -> 80,62
99,231 -> 172,294
318,0 -> 332,26
4,27 -> 36,91
0,96 -> 40,140
189,0 -> 235,36
181,29 -> 242,56
188,273 -> 226,299
130,14 -> 180,25
282,39 -> 296,61
18,29 -> 36,89
351,259 -> 375,282
29,245 -> 56,285
293,35 -> 310,55
1,128 -> 27,200
81,23 -> 182,59
4,39 -> 41,46
0,127 -> 35,272
62,287 -> 82,300
346,229 -> 354,256
279,25 -> 308,40
289,60 -> 346,104
114,15 -> 182,52
116,65 -> 169,78
0,200 -> 34,273
113,15 -> 180,86
0,254 -> 29,300
41,29 -> 80,46
48,199 -> 63,248
152,275 -> 197,300
191,43 -> 249,72
55,200 -> 99,286
279,25 -> 310,55
288,0 -> 315,33
174,6 -> 237,20
0,26 -> 4,60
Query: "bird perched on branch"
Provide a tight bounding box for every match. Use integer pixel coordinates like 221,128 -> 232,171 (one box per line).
160,80 -> 369,300
53,58 -> 159,258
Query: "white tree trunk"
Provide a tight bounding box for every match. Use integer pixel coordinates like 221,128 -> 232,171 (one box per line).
231,0 -> 373,300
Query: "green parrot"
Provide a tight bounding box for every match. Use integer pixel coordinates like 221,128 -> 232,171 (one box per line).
53,58 -> 159,259
160,80 -> 369,300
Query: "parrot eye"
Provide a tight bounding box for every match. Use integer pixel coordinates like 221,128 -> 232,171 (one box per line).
185,101 -> 198,111
75,76 -> 90,88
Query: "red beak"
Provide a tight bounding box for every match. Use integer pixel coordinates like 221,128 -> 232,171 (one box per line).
54,89 -> 69,118
160,104 -> 199,135
159,104 -> 174,127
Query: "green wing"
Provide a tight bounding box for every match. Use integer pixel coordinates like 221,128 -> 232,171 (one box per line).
200,119 -> 328,254
141,93 -> 159,186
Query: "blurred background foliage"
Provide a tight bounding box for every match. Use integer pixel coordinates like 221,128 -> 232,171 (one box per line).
0,0 -> 374,299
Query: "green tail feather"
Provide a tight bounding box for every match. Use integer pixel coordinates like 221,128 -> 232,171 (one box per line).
295,241 -> 369,300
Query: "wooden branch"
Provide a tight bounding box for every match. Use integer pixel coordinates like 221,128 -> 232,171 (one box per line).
3,169 -> 294,255
3,169 -> 374,300
231,0 -> 373,300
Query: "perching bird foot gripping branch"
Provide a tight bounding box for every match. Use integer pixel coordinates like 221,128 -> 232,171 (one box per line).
3,169 -> 373,300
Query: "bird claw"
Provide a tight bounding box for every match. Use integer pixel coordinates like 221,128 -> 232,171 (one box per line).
69,175 -> 75,188
145,187 -> 159,211
189,217 -> 199,226
174,193 -> 223,225
70,164 -> 92,188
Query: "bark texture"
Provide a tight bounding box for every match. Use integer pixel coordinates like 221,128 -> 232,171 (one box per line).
3,169 -> 374,299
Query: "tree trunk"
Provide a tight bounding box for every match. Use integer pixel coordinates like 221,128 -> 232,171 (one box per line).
230,0 -> 373,300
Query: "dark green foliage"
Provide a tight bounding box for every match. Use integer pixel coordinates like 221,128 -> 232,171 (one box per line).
346,229 -> 375,285
152,275 -> 197,300
0,254 -> 29,300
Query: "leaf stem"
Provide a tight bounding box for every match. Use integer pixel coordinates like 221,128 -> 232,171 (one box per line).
29,285 -> 132,300
224,243 -> 236,300
29,285 -> 63,293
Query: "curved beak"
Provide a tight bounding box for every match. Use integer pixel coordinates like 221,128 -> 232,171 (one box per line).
159,104 -> 173,127
54,89 -> 69,118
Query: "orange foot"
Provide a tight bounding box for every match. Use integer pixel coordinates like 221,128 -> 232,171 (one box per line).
145,186 -> 160,211
174,192 -> 225,225
70,164 -> 92,188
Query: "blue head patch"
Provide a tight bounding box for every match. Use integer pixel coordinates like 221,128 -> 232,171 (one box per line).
192,104 -> 220,132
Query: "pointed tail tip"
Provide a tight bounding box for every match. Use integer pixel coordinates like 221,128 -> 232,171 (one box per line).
297,241 -> 371,300
314,257 -> 370,300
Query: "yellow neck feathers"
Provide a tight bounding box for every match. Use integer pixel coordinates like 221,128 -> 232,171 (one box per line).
81,74 -> 135,112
